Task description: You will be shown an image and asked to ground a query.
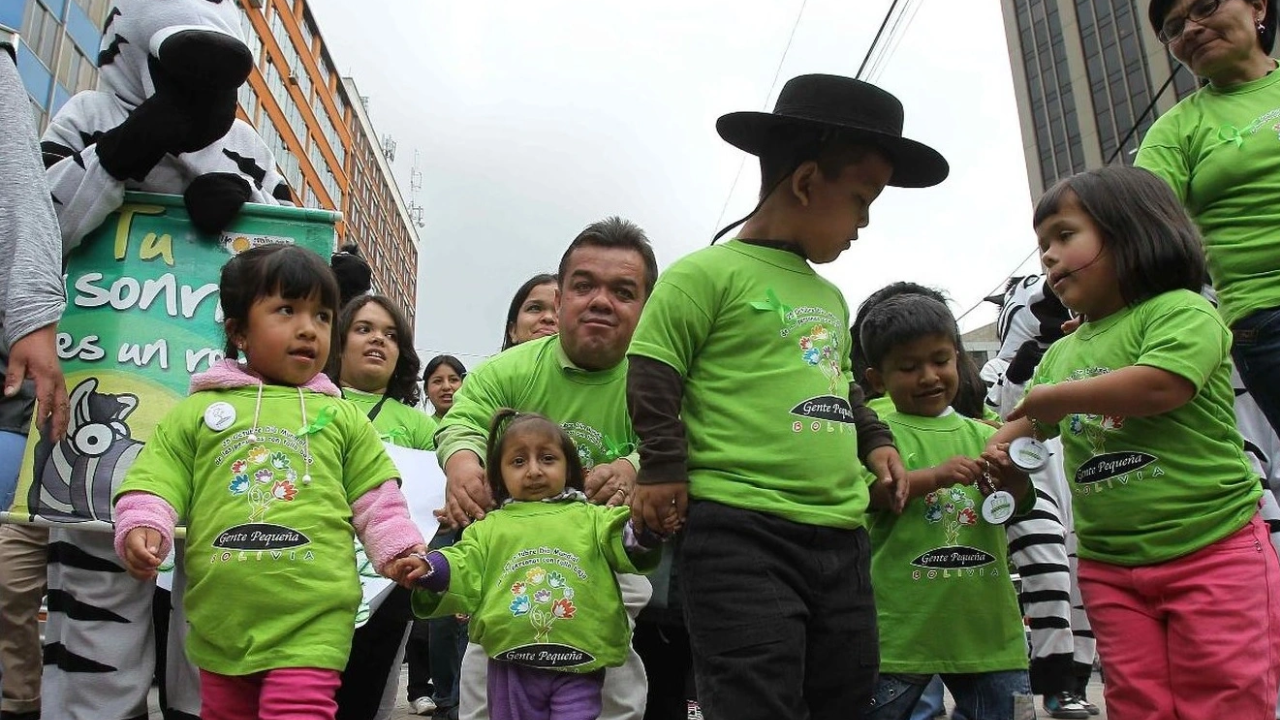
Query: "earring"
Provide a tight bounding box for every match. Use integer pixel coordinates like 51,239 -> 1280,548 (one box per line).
1259,19 -> 1266,33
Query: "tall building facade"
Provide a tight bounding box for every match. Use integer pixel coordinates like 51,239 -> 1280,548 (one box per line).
6,0 -> 419,324
1000,0 -> 1200,198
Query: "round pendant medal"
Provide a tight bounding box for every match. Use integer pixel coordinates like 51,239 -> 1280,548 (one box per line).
203,402 -> 236,431
1009,437 -> 1049,473
982,490 -> 1015,524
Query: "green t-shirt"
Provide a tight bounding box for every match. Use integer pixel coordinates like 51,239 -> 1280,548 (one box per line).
1135,63 -> 1280,326
435,335 -> 639,472
116,386 -> 398,675
342,387 -> 437,450
628,240 -> 866,529
867,409 -> 1027,674
411,500 -> 658,673
1029,290 -> 1260,565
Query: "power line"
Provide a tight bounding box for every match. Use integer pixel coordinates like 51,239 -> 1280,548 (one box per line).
708,0 -> 810,239
955,66 -> 1183,327
856,0 -> 903,79
866,0 -> 922,84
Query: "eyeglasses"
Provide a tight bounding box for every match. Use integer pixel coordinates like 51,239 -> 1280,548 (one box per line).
1158,0 -> 1225,44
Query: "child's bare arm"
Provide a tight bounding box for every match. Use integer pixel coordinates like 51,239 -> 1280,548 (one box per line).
1011,366 -> 1195,425
867,456 -> 983,510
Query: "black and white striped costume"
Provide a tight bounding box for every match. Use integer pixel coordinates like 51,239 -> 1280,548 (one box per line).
37,2 -> 288,718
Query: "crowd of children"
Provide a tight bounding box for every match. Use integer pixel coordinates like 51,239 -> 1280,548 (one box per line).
0,56 -> 1276,720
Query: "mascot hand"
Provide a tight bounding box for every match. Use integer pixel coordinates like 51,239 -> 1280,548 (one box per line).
184,172 -> 251,236
96,93 -> 194,181
1006,339 -> 1046,385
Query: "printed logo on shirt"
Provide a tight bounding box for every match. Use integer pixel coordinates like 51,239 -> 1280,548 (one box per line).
496,643 -> 595,669
561,422 -> 633,470
225,440 -> 305,523
1063,367 -> 1163,490
908,486 -> 1002,581
212,522 -> 310,550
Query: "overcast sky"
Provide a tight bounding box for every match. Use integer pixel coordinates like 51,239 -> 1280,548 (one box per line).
305,0 -> 1041,365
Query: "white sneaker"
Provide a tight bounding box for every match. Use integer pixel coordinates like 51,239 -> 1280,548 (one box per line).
411,696 -> 437,715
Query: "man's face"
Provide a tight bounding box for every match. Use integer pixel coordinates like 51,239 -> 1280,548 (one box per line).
557,245 -> 648,371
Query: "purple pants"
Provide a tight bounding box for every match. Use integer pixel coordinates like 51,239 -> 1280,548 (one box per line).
486,659 -> 605,720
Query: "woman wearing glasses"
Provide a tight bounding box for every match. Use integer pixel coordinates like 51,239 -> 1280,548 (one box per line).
1138,0 -> 1280,439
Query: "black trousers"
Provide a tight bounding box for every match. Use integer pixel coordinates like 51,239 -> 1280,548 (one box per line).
680,500 -> 879,720
334,586 -> 413,720
633,619 -> 693,720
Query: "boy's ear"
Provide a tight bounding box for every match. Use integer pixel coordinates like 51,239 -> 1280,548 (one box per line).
790,160 -> 819,207
865,367 -> 886,395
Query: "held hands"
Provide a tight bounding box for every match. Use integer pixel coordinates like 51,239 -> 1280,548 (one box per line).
630,482 -> 688,537
866,446 -> 909,514
585,459 -> 636,507
121,527 -> 164,581
437,451 -> 494,529
389,544 -> 431,589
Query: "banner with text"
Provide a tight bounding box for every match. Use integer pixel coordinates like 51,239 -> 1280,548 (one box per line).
4,192 -> 340,528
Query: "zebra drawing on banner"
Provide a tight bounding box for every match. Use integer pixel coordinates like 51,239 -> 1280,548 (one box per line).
28,377 -> 142,522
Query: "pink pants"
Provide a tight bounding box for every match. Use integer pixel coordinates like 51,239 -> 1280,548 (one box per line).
200,667 -> 341,720
1079,515 -> 1280,720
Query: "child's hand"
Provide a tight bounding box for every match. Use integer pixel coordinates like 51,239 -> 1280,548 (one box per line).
981,444 -> 1031,500
1009,384 -> 1068,426
866,446 -> 910,514
631,482 -> 687,536
932,456 -> 984,489
389,544 -> 430,588
122,527 -> 164,581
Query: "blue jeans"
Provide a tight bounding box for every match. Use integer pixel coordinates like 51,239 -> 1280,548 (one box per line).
0,430 -> 27,511
909,676 -> 945,720
868,671 -> 1031,720
1233,306 -> 1280,436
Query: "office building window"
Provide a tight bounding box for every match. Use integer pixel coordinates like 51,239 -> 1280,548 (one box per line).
73,0 -> 110,28
1016,0 -> 1086,190
1075,0 -> 1156,163
22,1 -> 60,71
55,40 -> 95,94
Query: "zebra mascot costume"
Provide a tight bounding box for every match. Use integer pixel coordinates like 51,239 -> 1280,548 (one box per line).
38,2 -> 288,718
983,275 -> 1097,708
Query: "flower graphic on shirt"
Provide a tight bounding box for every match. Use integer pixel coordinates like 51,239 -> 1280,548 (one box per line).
803,347 -> 820,365
247,446 -> 270,465
516,565 -> 578,641
228,474 -> 250,495
925,487 -> 977,545
510,595 -> 531,617
231,459 -> 248,474
285,468 -> 298,483
254,469 -> 274,484
552,598 -> 576,619
1071,413 -> 1126,455
270,451 -> 290,470
799,336 -> 814,351
271,480 -> 297,502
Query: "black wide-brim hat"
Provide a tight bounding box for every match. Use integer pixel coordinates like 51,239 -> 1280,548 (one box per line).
716,74 -> 949,188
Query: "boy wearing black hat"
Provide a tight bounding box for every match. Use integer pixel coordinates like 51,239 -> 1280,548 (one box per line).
627,74 -> 948,719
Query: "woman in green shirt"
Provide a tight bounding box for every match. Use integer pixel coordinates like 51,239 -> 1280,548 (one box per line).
1138,0 -> 1280,437
328,295 -> 436,720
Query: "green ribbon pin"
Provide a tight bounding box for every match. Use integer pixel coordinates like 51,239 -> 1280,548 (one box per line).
1216,124 -> 1244,150
380,427 -> 409,445
297,405 -> 339,436
750,288 -> 793,325
601,434 -> 636,463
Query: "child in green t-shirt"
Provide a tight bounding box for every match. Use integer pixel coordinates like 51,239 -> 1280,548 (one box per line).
855,289 -> 1033,720
399,409 -> 660,720
626,74 -> 947,719
993,165 -> 1280,720
111,244 -> 428,720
